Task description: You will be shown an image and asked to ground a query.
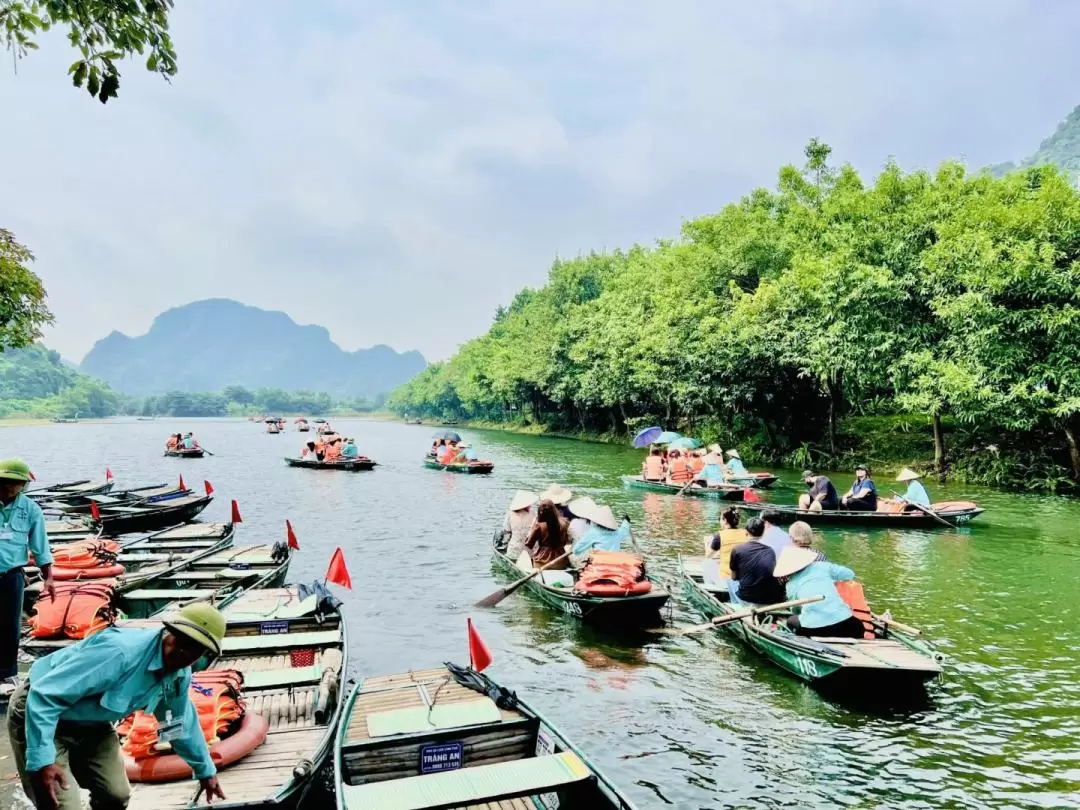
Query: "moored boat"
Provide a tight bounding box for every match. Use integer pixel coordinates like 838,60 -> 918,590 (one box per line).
334,663 -> 637,810
121,583 -> 346,809
621,475 -> 744,501
491,534 -> 668,624
678,555 -> 943,691
738,500 -> 984,528
91,493 -> 214,535
284,456 -> 377,472
27,478 -> 115,502
423,458 -> 494,474
39,482 -> 192,515
163,447 -> 206,458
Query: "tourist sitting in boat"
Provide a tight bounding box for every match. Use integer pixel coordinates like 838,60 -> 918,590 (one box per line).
789,521 -> 827,561
799,470 -> 839,512
567,497 -> 598,544
540,484 -> 574,521
463,444 -> 479,461
435,439 -> 450,462
323,438 -> 343,461
165,434 -> 181,450
728,517 -> 786,605
666,451 -> 694,486
570,502 -> 630,567
522,499 -> 570,571
689,450 -> 706,479
760,510 -> 793,555
773,546 -> 863,638
301,440 -> 325,461
181,432 -> 199,450
698,445 -> 726,486
642,448 -> 666,482
503,491 -> 538,560
883,467 -> 931,512
840,465 -> 877,511
724,449 -> 749,478
704,507 -> 749,579
341,438 -> 360,459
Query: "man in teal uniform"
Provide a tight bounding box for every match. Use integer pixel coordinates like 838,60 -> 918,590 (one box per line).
7,603 -> 228,810
0,458 -> 54,695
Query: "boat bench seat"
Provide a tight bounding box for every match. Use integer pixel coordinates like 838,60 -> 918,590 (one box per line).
222,629 -> 341,652
341,751 -> 592,810
124,588 -> 209,600
162,570 -> 256,581
243,665 -> 323,689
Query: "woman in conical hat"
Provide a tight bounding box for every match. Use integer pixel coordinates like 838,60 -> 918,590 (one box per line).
773,546 -> 864,639
890,467 -> 931,513
502,491 -> 538,560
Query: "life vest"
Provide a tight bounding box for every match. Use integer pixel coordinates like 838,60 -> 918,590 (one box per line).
834,580 -> 875,639
643,456 -> 664,480
324,444 -> 341,460
166,437 -> 179,449
690,456 -> 705,475
47,539 -> 124,580
29,580 -> 117,639
576,551 -> 652,596
668,458 -> 693,483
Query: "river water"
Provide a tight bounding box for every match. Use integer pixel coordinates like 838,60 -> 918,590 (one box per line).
2,418 -> 1079,809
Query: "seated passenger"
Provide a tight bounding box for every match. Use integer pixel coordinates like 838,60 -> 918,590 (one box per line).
705,508 -> 749,578
724,449 -> 749,477
888,467 -> 931,512
540,484 -> 574,521
799,470 -> 839,512
570,503 -> 630,567
840,464 -> 877,512
523,500 -> 570,570
690,450 -> 706,478
435,439 -> 450,462
773,547 -> 863,638
666,451 -> 693,485
323,438 -> 343,461
699,444 -> 725,486
567,497 -> 598,545
788,520 -> 827,562
503,491 -> 538,560
642,449 -> 666,482
341,438 -> 360,458
165,434 -> 180,450
728,518 -> 786,605
181,432 -> 197,449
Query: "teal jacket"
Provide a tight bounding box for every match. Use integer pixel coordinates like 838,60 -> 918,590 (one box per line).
572,519 -> 631,558
784,562 -> 857,629
0,492 -> 51,574
25,627 -> 215,778
341,443 -> 359,458
901,480 -> 931,507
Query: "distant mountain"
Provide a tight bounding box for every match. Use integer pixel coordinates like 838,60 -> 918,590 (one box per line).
988,103 -> 1080,179
80,299 -> 427,397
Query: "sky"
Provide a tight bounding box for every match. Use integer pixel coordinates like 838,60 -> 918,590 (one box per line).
3,0 -> 1080,364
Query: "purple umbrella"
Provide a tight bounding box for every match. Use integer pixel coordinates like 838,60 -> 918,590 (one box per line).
632,426 -> 663,448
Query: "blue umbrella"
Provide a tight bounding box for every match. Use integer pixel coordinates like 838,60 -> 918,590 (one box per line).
656,431 -> 682,445
432,430 -> 462,442
632,426 -> 663,448
668,436 -> 702,451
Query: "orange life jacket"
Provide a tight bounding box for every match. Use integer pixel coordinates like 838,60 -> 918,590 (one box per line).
324,443 -> 341,460
576,551 -> 649,595
166,437 -> 179,449
691,456 -> 705,474
668,458 -> 693,483
29,580 -> 117,639
834,580 -> 875,639
45,539 -> 124,580
643,456 -> 664,479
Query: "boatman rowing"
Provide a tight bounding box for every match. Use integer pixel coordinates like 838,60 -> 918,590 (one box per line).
7,603 -> 228,810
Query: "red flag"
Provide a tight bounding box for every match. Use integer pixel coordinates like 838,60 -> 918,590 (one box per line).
286,520 -> 299,550
743,488 -> 760,503
467,618 -> 492,673
28,469 -> 35,482
325,547 -> 351,589
231,499 -> 243,524
105,468 -> 113,482
90,500 -> 101,521
179,474 -> 187,492
204,480 -> 214,496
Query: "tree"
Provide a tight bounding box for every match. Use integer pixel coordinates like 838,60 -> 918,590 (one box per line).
1,0 -> 178,103
222,385 -> 255,406
0,230 -> 52,350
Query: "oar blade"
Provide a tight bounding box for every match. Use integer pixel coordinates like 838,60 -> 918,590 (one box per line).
475,587 -> 510,608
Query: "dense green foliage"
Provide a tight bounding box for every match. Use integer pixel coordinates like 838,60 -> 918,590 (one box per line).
81,298 -> 426,398
989,104 -> 1080,179
389,142 -> 1080,490
0,230 -> 52,352
130,386 -> 381,417
1,0 -> 176,103
0,344 -> 118,418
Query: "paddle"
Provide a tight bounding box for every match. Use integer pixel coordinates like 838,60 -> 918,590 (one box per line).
648,595 -> 823,636
475,551 -> 572,608
200,448 -> 215,456
890,490 -> 952,528
871,611 -> 922,637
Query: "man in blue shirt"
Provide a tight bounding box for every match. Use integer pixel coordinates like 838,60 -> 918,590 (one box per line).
840,464 -> 877,511
8,603 -> 227,810
759,510 -> 793,556
0,458 -> 53,695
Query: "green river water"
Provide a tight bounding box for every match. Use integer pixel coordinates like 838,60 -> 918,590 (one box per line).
2,418 -> 1079,809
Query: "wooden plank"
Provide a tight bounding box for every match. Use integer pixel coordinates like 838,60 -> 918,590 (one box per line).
124,588 -> 212,599
150,522 -> 229,540
222,630 -> 341,652
244,666 -> 323,689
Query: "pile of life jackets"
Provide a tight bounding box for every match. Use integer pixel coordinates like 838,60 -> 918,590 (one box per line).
44,539 -> 125,580
29,580 -> 118,639
575,550 -> 653,597
119,670 -> 247,760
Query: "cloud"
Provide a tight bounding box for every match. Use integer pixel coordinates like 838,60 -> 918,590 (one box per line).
2,0 -> 1079,362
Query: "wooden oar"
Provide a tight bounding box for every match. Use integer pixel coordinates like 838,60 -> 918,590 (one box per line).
890,490 -> 953,528
648,595 -> 823,636
871,611 -> 922,637
200,448 -> 215,456
475,551 -> 572,608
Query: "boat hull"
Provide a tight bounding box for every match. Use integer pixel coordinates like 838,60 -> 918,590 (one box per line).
621,475 -> 745,501
93,495 -> 214,535
163,448 -> 205,458
423,459 -> 494,474
283,457 -> 376,471
737,501 -> 984,528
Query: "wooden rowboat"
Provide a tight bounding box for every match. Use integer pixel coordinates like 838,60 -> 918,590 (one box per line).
725,472 -> 779,489
39,483 -> 192,515
90,494 -> 214,535
621,475 -> 745,501
491,534 -> 668,625
738,500 -> 984,528
126,584 -> 346,810
335,663 -> 637,810
423,459 -> 494,475
27,479 -> 115,502
678,555 -> 943,691
163,447 -> 205,458
284,456 -> 377,472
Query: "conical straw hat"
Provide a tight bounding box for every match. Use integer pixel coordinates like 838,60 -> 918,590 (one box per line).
568,497 -> 598,519
773,546 -> 819,579
895,467 -> 922,482
509,491 -> 538,512
540,484 -> 573,505
589,504 -> 620,531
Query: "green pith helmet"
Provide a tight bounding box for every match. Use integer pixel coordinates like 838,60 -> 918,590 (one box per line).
163,603 -> 226,655
0,459 -> 33,482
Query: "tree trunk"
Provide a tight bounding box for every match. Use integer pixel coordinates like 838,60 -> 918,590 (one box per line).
932,412 -> 947,482
1065,418 -> 1080,482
